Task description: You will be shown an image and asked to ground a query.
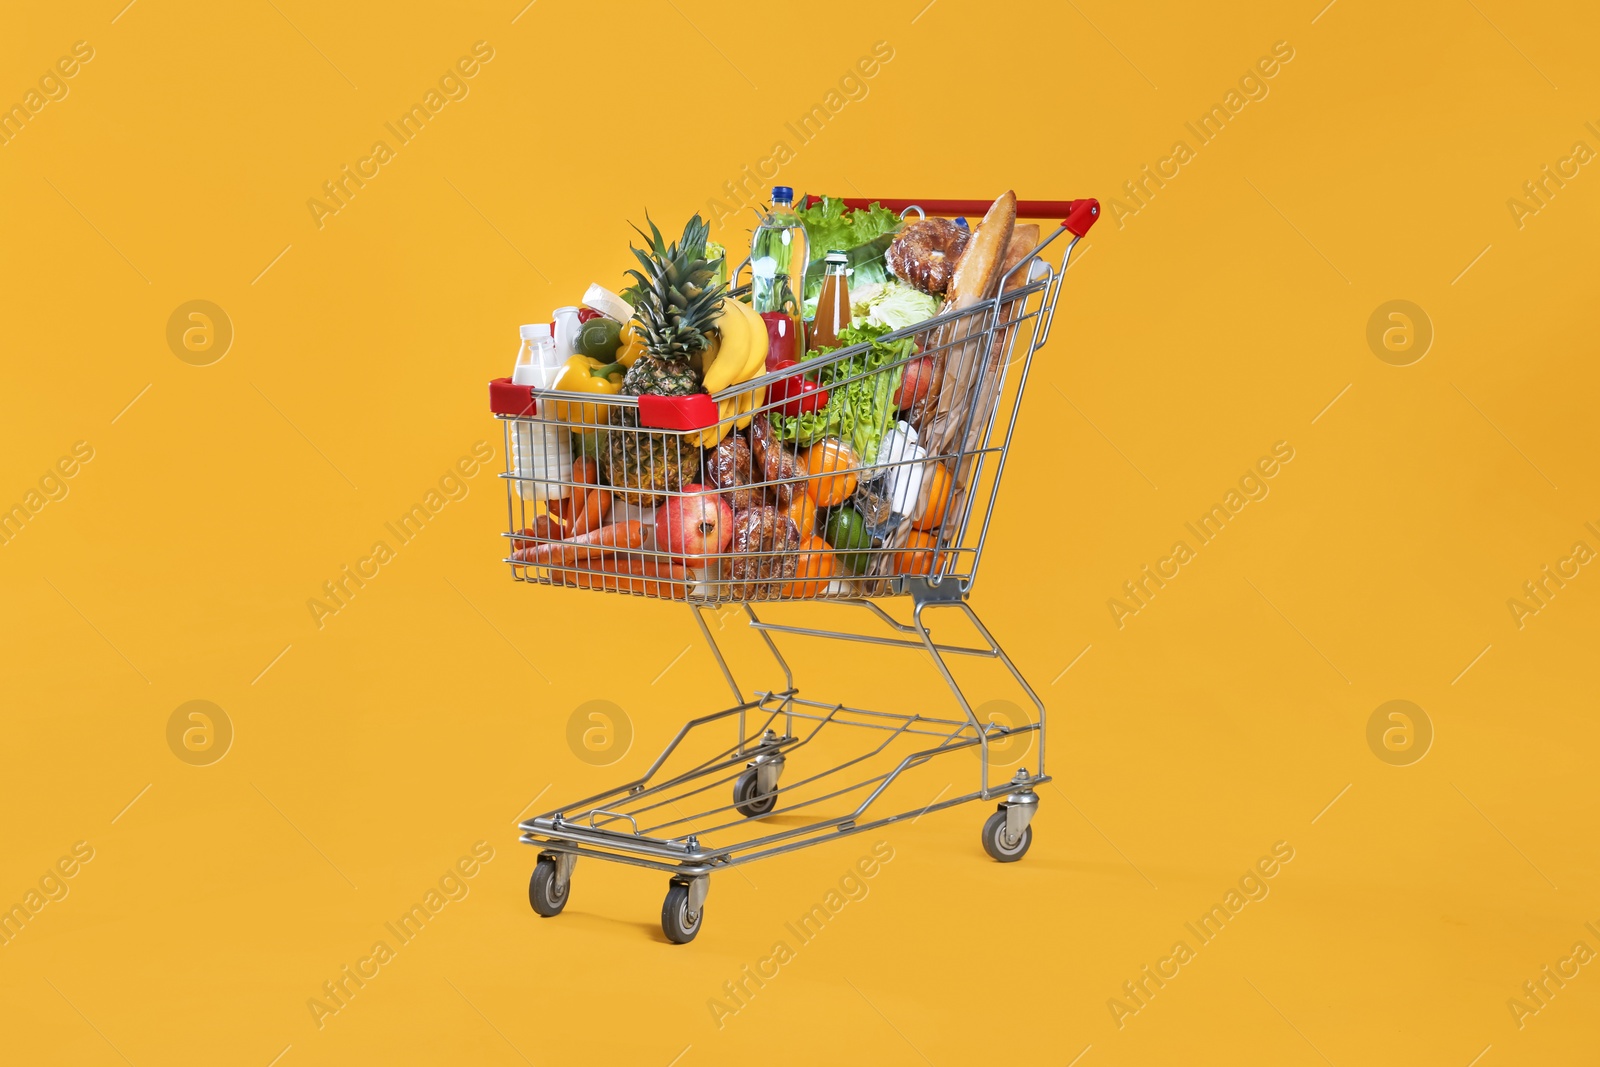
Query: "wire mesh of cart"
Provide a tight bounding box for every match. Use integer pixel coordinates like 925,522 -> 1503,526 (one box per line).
489,195 -> 1099,942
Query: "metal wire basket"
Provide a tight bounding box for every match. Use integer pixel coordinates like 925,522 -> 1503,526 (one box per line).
493,198 -> 1097,605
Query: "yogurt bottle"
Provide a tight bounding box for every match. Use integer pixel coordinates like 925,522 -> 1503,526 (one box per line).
552,306 -> 582,359
511,323 -> 573,501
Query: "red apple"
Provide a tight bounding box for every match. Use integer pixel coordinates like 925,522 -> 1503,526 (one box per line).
896,356 -> 935,410
654,483 -> 733,565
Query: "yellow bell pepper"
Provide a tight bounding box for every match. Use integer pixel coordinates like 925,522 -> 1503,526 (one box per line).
616,322 -> 647,368
551,355 -> 623,428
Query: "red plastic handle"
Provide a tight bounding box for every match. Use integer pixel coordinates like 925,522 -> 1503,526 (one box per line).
802,195 -> 1099,235
1063,198 -> 1100,237
488,378 -> 718,432
489,377 -> 537,417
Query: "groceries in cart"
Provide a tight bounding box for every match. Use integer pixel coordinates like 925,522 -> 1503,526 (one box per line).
496,186 -> 1050,602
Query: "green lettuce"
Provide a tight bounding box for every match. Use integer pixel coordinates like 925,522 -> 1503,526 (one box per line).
851,281 -> 941,331
768,323 -> 909,460
794,196 -> 902,301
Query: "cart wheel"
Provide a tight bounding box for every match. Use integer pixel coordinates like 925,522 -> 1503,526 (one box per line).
732,768 -> 777,818
528,858 -> 569,917
661,882 -> 703,944
981,809 -> 1032,863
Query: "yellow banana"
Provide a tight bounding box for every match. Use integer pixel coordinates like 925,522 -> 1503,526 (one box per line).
734,299 -> 769,382
700,297 -> 749,394
735,384 -> 765,430
692,329 -> 720,378
693,395 -> 735,449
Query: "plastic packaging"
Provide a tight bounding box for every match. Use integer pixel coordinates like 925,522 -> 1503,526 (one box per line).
582,284 -> 633,324
875,421 -> 926,516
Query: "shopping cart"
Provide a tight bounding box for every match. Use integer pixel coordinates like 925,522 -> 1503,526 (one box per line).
489,195 -> 1098,942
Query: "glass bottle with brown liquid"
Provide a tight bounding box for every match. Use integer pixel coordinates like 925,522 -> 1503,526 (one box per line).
807,250 -> 851,352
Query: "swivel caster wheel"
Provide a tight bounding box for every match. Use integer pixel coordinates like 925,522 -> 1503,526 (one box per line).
981,809 -> 1033,863
732,767 -> 777,818
662,877 -> 708,944
529,853 -> 574,917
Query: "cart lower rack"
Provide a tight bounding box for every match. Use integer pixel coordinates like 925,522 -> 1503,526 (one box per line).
495,194 -> 1097,942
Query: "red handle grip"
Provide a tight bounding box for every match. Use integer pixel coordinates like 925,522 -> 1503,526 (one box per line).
802,195 -> 1099,235
1062,198 -> 1100,237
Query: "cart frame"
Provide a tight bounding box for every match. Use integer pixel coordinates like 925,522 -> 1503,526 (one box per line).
501,195 -> 1098,942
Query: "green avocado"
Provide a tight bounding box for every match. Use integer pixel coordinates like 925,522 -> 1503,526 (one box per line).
574,317 -> 622,360
824,506 -> 873,574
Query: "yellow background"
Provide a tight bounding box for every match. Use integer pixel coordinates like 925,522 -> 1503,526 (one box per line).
3,0 -> 1597,1063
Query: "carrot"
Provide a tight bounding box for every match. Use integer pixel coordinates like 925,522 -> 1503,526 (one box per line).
512,519 -> 644,567
512,515 -> 566,552
551,553 -> 691,599
551,458 -> 606,527
561,487 -> 613,537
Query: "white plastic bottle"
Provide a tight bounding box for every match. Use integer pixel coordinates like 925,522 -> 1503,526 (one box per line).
552,306 -> 581,358
511,323 -> 573,501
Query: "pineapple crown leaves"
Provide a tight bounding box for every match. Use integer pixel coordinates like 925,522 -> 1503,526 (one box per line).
621,213 -> 727,358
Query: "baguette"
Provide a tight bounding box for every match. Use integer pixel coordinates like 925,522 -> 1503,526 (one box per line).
998,224 -> 1041,293
943,190 -> 1017,311
924,192 -> 1018,456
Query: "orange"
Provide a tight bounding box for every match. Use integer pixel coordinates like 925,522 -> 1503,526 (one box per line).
913,461 -> 953,532
782,493 -> 817,540
803,438 -> 858,507
783,535 -> 837,598
893,530 -> 947,575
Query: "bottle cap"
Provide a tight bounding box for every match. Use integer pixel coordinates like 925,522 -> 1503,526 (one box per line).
771,185 -> 793,203
519,323 -> 546,340
825,249 -> 848,263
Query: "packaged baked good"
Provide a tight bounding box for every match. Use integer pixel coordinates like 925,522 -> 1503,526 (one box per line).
728,505 -> 801,600
706,435 -> 760,509
886,218 -> 971,295
751,417 -> 800,508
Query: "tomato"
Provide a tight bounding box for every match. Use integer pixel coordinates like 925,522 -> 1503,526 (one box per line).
768,360 -> 828,417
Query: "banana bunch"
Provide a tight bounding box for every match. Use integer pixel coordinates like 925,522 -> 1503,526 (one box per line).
692,298 -> 769,448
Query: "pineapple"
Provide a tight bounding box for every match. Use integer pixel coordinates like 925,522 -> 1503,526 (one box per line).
621,214 -> 725,395
603,214 -> 726,505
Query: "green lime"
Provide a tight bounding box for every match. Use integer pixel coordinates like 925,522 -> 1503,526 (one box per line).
574,317 -> 622,360
824,506 -> 873,574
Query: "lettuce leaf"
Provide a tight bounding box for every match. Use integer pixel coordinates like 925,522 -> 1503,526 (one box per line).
768,323 -> 909,459
794,196 -> 902,301
794,196 -> 901,255
851,281 -> 941,331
